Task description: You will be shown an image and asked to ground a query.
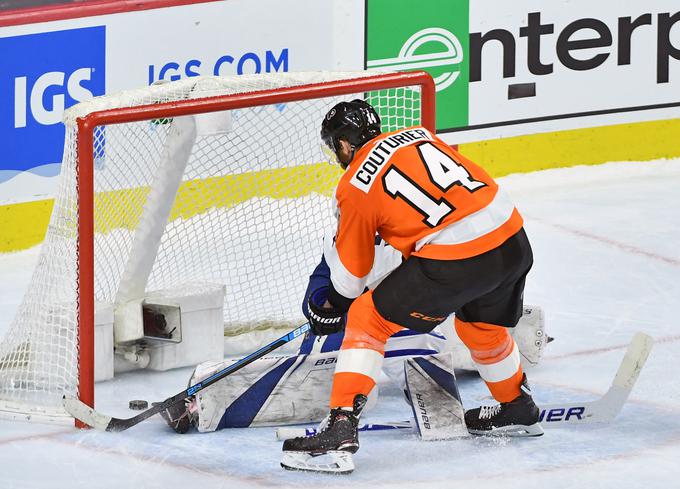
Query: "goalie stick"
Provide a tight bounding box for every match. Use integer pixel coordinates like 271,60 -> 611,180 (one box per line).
63,322 -> 311,432
275,332 -> 653,439
276,421 -> 413,440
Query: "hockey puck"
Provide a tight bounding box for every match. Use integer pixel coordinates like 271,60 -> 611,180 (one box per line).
129,399 -> 148,410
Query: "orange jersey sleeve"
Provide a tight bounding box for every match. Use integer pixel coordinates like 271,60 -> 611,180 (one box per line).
323,195 -> 379,299
329,127 -> 523,280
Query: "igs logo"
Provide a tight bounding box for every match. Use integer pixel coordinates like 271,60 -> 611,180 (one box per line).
0,26 -> 105,172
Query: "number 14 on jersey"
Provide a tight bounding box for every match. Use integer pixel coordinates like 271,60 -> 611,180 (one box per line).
383,143 -> 486,227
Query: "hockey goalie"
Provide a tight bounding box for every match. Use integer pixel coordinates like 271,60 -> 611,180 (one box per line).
157,230 -> 549,436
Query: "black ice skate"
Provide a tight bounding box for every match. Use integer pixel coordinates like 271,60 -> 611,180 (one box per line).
154,398 -> 195,434
465,375 -> 544,437
280,394 -> 367,474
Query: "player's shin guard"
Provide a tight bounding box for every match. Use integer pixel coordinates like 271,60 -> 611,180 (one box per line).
455,319 -> 542,436
455,319 -> 524,402
330,349 -> 384,408
329,291 -> 402,408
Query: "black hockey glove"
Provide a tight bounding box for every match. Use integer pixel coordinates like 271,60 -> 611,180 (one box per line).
307,287 -> 346,336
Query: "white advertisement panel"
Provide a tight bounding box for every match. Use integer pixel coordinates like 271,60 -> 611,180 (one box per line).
364,0 -> 680,144
0,0 -> 364,204
461,0 -> 680,142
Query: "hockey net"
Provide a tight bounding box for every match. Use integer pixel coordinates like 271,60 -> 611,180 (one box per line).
0,71 -> 434,423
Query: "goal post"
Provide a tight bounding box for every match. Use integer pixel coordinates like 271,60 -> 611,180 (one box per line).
0,71 -> 435,424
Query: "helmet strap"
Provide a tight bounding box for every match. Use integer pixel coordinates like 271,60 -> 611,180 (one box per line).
340,146 -> 356,170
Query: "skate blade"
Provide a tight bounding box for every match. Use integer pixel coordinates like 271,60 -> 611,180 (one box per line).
468,422 -> 544,437
280,450 -> 355,474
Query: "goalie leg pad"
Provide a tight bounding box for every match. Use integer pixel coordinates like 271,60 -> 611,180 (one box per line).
510,305 -> 547,367
404,352 -> 467,440
441,304 -> 548,371
191,351 -> 378,431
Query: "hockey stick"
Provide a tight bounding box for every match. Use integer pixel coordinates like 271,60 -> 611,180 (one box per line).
63,322 -> 311,432
276,421 -> 413,440
275,332 -> 653,439
538,331 -> 653,426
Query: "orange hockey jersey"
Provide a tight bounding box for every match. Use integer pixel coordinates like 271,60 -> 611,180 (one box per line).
324,126 -> 523,299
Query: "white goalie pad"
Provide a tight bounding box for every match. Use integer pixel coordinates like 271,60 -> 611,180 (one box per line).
437,304 -> 548,371
190,351 -> 377,432
404,352 -> 467,440
511,305 -> 547,367
380,327 -> 449,394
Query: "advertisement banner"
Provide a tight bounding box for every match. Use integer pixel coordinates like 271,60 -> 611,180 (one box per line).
0,0 -> 344,204
365,0 -> 680,143
0,26 -> 105,174
366,0 -> 469,131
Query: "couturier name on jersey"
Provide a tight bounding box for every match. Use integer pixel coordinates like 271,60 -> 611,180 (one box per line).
350,128 -> 434,193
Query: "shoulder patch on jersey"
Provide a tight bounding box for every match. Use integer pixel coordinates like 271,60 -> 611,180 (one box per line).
350,128 -> 434,193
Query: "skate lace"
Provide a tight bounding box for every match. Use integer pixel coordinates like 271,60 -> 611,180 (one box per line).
479,404 -> 502,419
319,409 -> 352,432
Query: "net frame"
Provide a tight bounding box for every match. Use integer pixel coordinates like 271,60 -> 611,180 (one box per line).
8,71 -> 436,425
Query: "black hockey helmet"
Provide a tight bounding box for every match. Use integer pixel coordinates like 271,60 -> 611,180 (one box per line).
320,99 -> 381,162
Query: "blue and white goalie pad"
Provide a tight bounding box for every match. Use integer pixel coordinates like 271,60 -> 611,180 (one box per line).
404,352 -> 467,440
190,350 -> 378,432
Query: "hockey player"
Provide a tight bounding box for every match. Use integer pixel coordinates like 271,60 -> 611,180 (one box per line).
281,100 -> 543,473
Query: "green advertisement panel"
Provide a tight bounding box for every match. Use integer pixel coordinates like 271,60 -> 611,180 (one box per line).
366,0 -> 469,131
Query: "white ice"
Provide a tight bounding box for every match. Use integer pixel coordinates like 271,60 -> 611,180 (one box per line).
0,159 -> 679,489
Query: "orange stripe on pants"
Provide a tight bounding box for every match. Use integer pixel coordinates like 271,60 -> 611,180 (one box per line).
330,291 -> 403,408
455,317 -> 523,402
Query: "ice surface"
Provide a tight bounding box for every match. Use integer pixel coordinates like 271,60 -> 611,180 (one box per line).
0,159 -> 679,488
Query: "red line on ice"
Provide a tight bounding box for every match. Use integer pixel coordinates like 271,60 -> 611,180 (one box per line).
529,216 -> 680,267
547,334 -> 680,360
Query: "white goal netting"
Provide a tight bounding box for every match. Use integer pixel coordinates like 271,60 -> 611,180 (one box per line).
0,71 -> 426,421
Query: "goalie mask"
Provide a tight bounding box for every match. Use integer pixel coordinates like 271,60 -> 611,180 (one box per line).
321,99 -> 381,168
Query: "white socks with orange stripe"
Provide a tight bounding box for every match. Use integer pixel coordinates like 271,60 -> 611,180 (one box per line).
330,347 -> 384,408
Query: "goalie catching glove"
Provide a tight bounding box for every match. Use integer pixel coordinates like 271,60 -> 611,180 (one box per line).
307,287 -> 346,336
